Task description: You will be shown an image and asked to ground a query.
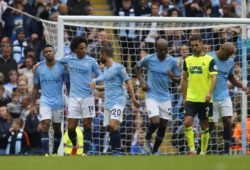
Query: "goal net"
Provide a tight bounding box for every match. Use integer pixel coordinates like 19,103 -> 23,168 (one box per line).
42,16 -> 250,155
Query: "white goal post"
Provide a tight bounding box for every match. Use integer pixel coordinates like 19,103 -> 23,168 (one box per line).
56,16 -> 250,155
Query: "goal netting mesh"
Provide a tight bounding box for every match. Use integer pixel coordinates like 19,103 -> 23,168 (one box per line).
42,17 -> 248,155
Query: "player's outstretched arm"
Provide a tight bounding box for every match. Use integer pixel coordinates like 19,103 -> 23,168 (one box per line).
125,79 -> 141,108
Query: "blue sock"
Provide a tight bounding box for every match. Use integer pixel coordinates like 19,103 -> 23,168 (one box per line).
223,127 -> 231,154
41,132 -> 49,154
110,130 -> 121,155
152,125 -> 166,154
53,132 -> 62,154
84,128 -> 92,154
68,129 -> 77,147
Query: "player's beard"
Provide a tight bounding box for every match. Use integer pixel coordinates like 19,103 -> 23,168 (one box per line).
158,53 -> 166,61
46,56 -> 54,63
100,59 -> 106,64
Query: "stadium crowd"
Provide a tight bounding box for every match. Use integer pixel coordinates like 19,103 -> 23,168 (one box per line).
0,0 -> 250,156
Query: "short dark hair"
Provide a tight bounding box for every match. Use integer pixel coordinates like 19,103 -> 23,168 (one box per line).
100,46 -> 113,57
189,35 -> 202,42
70,36 -> 88,52
43,44 -> 54,51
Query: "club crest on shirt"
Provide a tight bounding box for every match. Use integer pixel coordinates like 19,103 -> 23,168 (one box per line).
54,72 -> 60,78
214,65 -> 217,71
83,63 -> 89,68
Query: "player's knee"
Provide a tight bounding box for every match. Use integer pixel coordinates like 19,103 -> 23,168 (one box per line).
67,123 -> 76,131
40,121 -> 50,132
83,118 -> 92,129
150,116 -> 160,124
222,117 -> 232,128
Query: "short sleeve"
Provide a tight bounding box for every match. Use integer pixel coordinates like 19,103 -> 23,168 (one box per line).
92,59 -> 102,77
57,56 -> 70,65
137,55 -> 150,68
119,65 -> 130,82
209,59 -> 218,75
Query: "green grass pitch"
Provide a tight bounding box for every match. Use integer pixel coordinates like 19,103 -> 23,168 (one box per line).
1,155 -> 249,170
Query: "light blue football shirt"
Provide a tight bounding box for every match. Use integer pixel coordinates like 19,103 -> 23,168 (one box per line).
34,62 -> 67,109
58,54 -> 102,98
96,62 -> 129,109
137,54 -> 180,102
209,51 -> 234,101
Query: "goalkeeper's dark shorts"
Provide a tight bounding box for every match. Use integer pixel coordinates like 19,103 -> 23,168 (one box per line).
184,101 -> 213,121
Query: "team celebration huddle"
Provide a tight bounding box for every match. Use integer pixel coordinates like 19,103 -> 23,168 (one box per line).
27,33 -> 247,156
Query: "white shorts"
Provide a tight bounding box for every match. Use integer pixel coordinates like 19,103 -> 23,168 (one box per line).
213,97 -> 233,123
103,105 -> 125,126
67,97 -> 96,119
145,98 -> 172,121
40,107 -> 63,123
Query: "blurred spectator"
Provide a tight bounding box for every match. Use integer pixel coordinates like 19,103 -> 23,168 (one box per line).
0,42 -> 18,84
221,4 -> 237,18
50,0 -> 60,13
177,44 -> 189,69
16,78 -> 30,100
5,117 -> 30,155
184,0 -> 204,17
202,41 -> 213,53
4,70 -> 18,93
89,30 -> 112,61
63,31 -> 71,56
168,30 -> 188,57
0,85 -> 9,106
130,129 -> 147,154
140,3 -> 164,55
84,5 -> 95,15
168,7 -> 182,17
115,0 -> 140,70
2,0 -> 38,40
24,98 -> 42,155
130,108 -> 147,154
0,36 -> 11,54
20,94 -> 31,121
137,0 -> 151,16
0,0 -> 8,36
12,27 -> 28,65
58,3 -> 69,15
0,106 -> 12,155
232,116 -> 250,154
67,0 -> 90,15
159,0 -> 175,16
18,55 -> 35,90
7,91 -> 21,118
0,73 -> 11,100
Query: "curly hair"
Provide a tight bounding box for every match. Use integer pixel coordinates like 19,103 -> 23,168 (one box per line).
70,36 -> 88,52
